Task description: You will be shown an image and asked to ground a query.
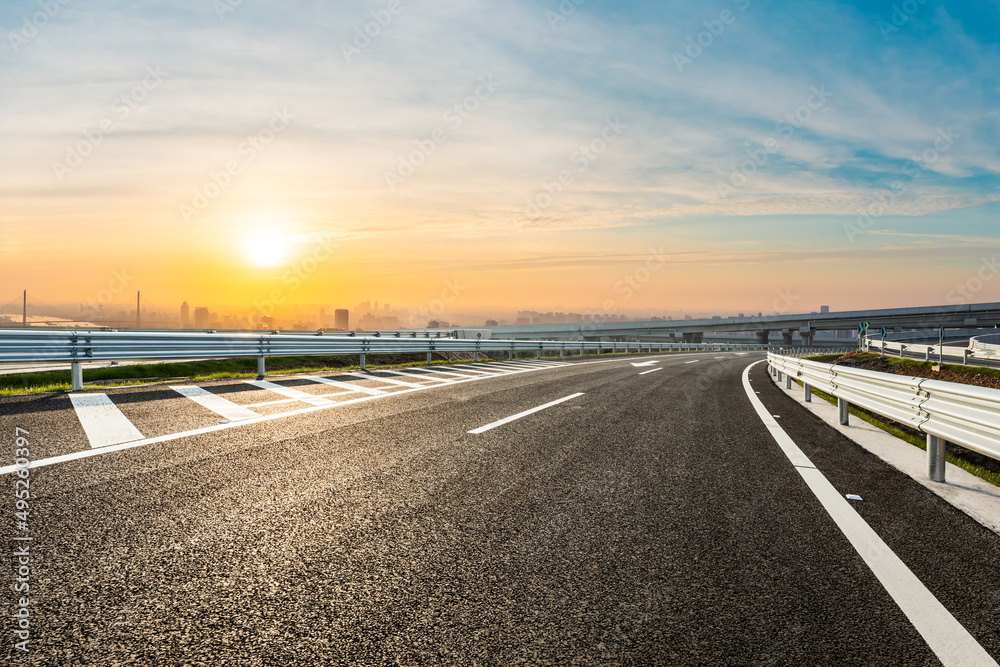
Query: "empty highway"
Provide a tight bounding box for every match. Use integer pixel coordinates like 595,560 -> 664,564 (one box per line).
2,354 -> 999,665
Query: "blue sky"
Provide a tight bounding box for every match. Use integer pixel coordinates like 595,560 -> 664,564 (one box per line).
0,0 -> 998,314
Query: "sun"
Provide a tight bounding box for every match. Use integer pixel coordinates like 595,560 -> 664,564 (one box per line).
243,230 -> 290,267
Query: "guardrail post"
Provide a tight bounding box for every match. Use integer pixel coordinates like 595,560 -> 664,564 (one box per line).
785,374 -> 792,390
803,382 -> 812,402
360,353 -> 366,370
71,362 -> 83,391
925,346 -> 931,361
927,435 -> 946,482
838,398 -> 849,425
963,348 -> 970,365
257,356 -> 265,380
427,351 -> 432,365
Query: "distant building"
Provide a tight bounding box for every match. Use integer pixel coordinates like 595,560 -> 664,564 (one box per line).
194,307 -> 212,328
180,301 -> 190,328
485,319 -> 499,326
334,309 -> 349,331
821,305 -> 830,314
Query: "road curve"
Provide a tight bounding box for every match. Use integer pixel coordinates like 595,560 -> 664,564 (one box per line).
2,353 -> 998,665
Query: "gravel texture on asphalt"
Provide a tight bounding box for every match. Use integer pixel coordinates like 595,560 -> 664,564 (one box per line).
1,353 -> 997,665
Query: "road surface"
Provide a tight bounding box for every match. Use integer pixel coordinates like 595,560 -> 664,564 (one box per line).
2,353 -> 998,665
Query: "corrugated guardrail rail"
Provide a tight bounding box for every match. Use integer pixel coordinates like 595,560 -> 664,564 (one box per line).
970,334 -> 1000,358
767,352 -> 1000,482
0,328 -> 802,390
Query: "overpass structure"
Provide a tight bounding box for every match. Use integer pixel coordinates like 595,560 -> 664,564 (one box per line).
487,301 -> 1000,345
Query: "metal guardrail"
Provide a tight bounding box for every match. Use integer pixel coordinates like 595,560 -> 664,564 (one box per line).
767,352 -> 1000,482
970,334 -> 1000,358
865,336 -> 977,365
0,329 -> 780,390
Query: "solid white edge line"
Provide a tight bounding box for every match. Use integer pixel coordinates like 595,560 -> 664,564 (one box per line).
639,368 -> 663,375
467,393 -> 585,435
742,360 -> 997,667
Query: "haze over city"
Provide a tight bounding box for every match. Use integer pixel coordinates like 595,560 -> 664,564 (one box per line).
2,1 -> 999,324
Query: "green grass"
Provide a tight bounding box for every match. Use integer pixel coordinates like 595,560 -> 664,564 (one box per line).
806,351 -> 1000,380
789,379 -> 1000,487
804,353 -> 843,363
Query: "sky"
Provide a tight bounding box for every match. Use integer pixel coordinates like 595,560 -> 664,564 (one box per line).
1,0 -> 999,322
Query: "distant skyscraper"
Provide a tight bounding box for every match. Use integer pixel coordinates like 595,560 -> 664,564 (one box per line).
180,301 -> 190,328
334,309 -> 349,331
194,307 -> 210,328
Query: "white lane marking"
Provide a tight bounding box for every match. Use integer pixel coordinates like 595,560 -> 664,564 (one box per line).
377,369 -> 452,384
639,368 -> 663,376
467,393 -> 585,435
407,367 -> 478,379
297,376 -> 386,396
632,361 -> 659,367
69,394 -> 145,449
715,357 -> 726,359
244,398 -> 300,408
513,361 -> 570,368
741,361 -> 998,667
684,360 -> 700,364
0,365 -> 544,475
340,372 -> 425,388
446,364 -> 515,374
0,355 -> 751,476
170,386 -> 260,422
245,380 -> 337,406
432,365 -> 499,375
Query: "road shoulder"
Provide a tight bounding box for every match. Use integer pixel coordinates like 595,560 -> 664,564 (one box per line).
766,362 -> 1000,537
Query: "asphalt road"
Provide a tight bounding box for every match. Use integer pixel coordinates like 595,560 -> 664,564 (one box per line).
2,353 -> 999,665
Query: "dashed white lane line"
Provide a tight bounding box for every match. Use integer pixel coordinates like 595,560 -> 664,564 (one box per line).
69,394 -> 145,449
742,361 -> 997,667
639,368 -> 663,375
170,385 -> 260,422
684,360 -> 700,364
467,393 -> 585,435
245,380 -> 337,406
297,376 -> 386,396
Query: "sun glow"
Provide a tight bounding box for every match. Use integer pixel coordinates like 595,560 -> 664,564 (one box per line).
243,229 -> 290,267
